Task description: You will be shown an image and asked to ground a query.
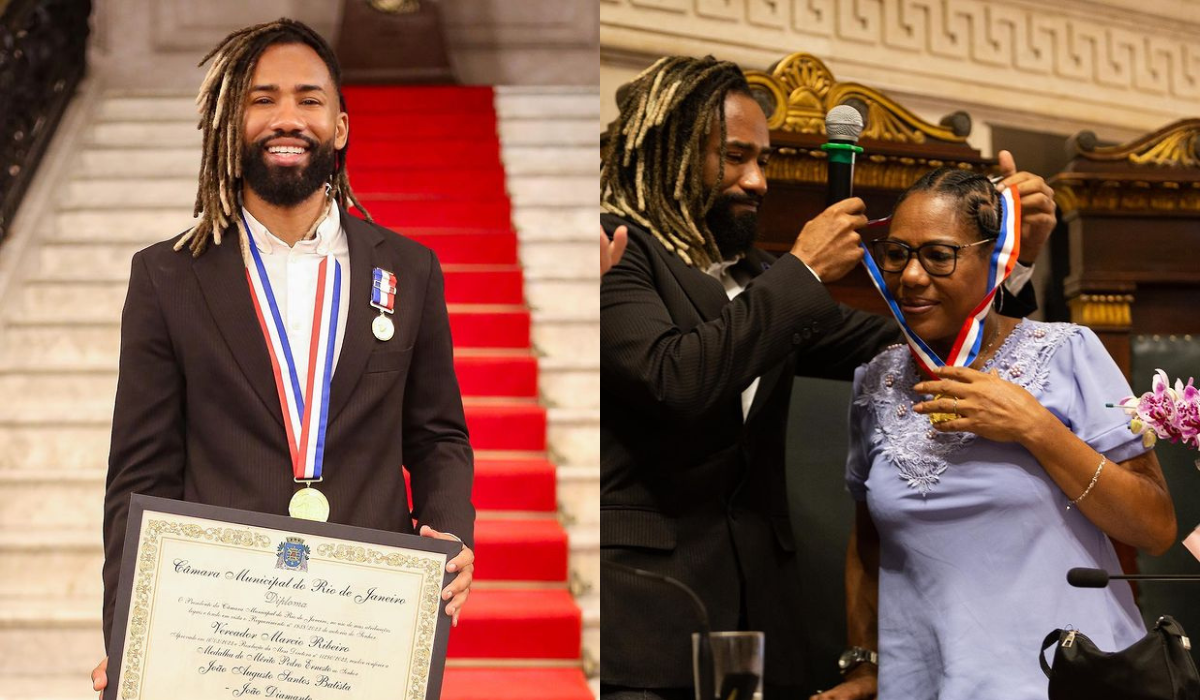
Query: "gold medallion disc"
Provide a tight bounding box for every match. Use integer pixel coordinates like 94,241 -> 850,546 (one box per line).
289,486 -> 330,522
927,392 -> 961,425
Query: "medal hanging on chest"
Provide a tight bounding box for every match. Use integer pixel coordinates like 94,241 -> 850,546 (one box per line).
371,268 -> 397,341
242,212 -> 343,521
860,186 -> 1021,421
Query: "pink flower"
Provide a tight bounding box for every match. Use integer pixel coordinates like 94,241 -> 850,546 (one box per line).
1130,369 -> 1181,443
1174,377 -> 1200,449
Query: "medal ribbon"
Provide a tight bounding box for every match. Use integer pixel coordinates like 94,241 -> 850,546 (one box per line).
371,268 -> 397,313
242,212 -> 343,482
860,186 -> 1020,378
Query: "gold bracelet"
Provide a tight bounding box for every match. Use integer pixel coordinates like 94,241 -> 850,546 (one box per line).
1067,456 -> 1107,510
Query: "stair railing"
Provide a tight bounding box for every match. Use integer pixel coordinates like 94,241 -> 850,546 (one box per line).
0,0 -> 91,247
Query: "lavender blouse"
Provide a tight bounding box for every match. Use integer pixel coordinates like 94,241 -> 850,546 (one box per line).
847,320 -> 1150,699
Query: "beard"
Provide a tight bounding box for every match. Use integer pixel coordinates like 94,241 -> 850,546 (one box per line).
242,132 -> 337,207
705,192 -> 762,260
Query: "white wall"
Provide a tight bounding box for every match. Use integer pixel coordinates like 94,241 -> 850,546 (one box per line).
600,0 -> 1200,148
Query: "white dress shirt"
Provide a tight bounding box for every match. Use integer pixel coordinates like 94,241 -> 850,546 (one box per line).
242,205 -> 351,394
705,258 -> 760,422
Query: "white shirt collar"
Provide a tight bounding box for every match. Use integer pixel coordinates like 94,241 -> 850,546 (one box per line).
703,256 -> 742,280
242,202 -> 342,255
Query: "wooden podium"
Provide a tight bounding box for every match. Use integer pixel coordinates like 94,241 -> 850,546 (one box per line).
1049,119 -> 1200,376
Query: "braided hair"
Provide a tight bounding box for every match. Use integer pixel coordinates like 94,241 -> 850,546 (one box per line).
895,168 -> 1001,241
175,18 -> 371,259
601,55 -> 752,269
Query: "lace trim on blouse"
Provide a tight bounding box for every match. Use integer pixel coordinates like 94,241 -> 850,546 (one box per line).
855,320 -> 1079,495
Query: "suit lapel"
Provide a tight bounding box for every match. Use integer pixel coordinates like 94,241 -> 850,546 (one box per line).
191,230 -> 283,428
327,209 -> 385,422
656,243 -> 729,321
737,249 -> 789,424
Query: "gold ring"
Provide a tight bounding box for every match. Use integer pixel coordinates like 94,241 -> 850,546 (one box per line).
953,397 -> 959,412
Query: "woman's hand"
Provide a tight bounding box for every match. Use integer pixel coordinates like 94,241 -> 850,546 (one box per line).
809,670 -> 877,700
913,365 -> 1049,444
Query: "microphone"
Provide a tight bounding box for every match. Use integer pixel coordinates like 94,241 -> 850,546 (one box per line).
821,105 -> 865,205
602,561 -> 715,700
1067,567 -> 1200,588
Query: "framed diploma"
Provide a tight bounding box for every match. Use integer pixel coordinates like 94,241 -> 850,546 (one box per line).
105,495 -> 460,700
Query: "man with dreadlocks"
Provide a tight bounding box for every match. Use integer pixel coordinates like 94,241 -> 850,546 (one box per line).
92,20 -> 475,695
600,55 -> 1057,698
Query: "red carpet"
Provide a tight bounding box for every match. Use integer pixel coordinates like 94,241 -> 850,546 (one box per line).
344,85 -> 590,699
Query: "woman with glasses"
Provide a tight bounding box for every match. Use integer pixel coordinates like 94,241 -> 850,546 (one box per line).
816,168 -> 1177,700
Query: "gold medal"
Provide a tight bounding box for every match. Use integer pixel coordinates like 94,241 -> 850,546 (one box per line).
927,392 -> 960,424
289,486 -> 330,522
372,314 -> 394,342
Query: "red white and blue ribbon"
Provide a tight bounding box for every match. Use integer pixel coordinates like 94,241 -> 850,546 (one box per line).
242,212 -> 343,482
371,268 -> 397,314
860,186 -> 1021,379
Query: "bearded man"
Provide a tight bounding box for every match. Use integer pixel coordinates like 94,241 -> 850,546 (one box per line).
92,19 -> 475,695
599,56 -> 1056,698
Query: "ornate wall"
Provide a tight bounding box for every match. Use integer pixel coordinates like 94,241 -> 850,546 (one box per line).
90,0 -> 598,88
601,0 -> 1200,143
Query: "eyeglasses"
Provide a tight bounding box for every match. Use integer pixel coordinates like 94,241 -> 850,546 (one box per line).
870,238 -> 996,277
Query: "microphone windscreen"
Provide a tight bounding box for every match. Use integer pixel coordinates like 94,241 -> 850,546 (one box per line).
1067,567 -> 1110,588
826,105 -> 864,143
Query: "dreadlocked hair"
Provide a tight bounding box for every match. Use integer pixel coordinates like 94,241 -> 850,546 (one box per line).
895,167 -> 1002,241
175,18 -> 372,258
601,55 -> 752,269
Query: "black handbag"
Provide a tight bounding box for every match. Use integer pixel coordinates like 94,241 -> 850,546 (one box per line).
1040,615 -> 1200,699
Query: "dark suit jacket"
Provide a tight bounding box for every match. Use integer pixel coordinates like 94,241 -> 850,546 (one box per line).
102,209 -> 474,648
600,214 -> 901,689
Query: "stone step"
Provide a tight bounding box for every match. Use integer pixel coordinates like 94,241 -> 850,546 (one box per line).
500,145 -> 593,176
2,674 -> 109,699
33,240 -> 141,281
64,177 -> 194,209
11,280 -> 127,323
498,119 -> 594,147
507,175 -> 595,208
568,527 -> 599,596
0,324 -> 119,371
520,238 -> 596,277
531,316 -> 597,368
55,209 -> 195,242
0,531 -> 104,600
526,275 -> 598,319
494,91 -> 599,119
0,372 -> 116,422
0,425 -> 110,471
580,592 -> 599,664
0,471 -> 106,531
76,147 -> 201,178
546,408 -> 599,468
539,357 -> 599,410
89,121 -> 200,148
0,601 -> 104,678
512,207 -> 594,239
557,465 -> 599,527
96,94 -> 197,121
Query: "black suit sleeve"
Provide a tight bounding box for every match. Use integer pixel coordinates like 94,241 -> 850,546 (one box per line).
102,251 -> 187,650
402,249 -> 475,548
602,229 -> 844,423
794,304 -> 904,381
998,277 -> 1038,318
